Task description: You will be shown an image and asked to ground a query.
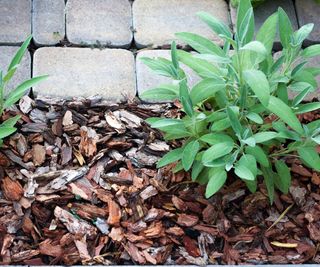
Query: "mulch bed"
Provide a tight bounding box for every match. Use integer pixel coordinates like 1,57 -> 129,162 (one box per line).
0,95 -> 319,265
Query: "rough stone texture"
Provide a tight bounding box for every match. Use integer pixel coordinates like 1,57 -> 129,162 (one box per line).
32,0 -> 65,46
136,50 -> 200,100
295,0 -> 320,45
230,0 -> 298,48
0,46 -> 31,94
66,0 -> 133,48
33,48 -> 136,101
133,0 -> 230,48
0,0 -> 31,44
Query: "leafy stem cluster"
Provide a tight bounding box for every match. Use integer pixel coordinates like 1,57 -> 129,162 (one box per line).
0,36 -> 47,146
141,0 -> 320,203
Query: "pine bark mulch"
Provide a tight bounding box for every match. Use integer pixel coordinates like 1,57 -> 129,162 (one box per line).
0,95 -> 319,265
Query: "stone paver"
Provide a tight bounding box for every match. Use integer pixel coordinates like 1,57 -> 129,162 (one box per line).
295,0 -> 320,45
133,0 -> 230,48
230,0 -> 298,48
66,0 -> 133,48
136,50 -> 200,99
33,48 -> 136,101
0,0 -> 31,44
0,46 -> 31,94
32,0 -> 65,45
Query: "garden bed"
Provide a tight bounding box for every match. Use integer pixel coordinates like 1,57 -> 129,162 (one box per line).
0,96 -> 319,265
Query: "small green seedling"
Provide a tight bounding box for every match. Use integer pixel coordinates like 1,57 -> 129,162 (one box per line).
0,36 -> 48,146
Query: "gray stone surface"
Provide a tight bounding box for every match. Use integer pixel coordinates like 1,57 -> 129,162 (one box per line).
295,0 -> 320,44
133,0 -> 230,48
33,47 -> 136,101
32,0 -> 65,45
0,46 -> 31,94
230,0 -> 298,48
0,0 -> 31,44
136,50 -> 200,100
66,0 -> 133,48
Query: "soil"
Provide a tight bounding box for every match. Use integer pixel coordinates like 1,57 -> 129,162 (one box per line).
0,95 -> 319,265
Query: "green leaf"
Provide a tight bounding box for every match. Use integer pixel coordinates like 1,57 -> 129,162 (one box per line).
297,146 -> 320,172
200,133 -> 234,145
191,160 -> 204,181
236,0 -> 254,44
275,161 -> 291,194
292,87 -> 312,107
194,54 -> 231,64
8,35 -> 32,71
234,164 -> 255,181
291,23 -> 314,46
246,112 -> 263,124
171,41 -> 179,70
3,65 -> 18,83
289,81 -> 313,92
140,84 -> 179,101
243,70 -> 270,106
0,126 -> 17,139
175,32 -> 224,56
190,78 -> 225,105
261,166 -> 275,204
295,102 -> 320,114
302,44 -> 320,58
202,142 -> 234,164
253,131 -> 278,143
140,57 -> 177,78
177,50 -> 221,78
197,12 -> 232,39
211,117 -> 231,132
278,7 -> 293,49
157,147 -> 183,168
179,79 -> 194,117
240,41 -> 267,56
1,115 -> 21,128
4,75 -> 48,109
238,8 -> 255,45
182,140 -> 200,171
239,154 -> 257,176
149,118 -> 184,129
256,12 -> 278,53
266,96 -> 303,135
226,106 -> 243,136
205,168 -> 227,198
293,70 -> 317,89
245,145 -> 269,167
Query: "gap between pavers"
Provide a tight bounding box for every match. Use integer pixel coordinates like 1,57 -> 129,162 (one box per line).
32,47 -> 136,102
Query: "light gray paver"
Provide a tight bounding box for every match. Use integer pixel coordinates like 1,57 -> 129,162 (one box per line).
136,50 -> 200,100
295,0 -> 320,45
0,46 -> 31,94
32,0 -> 65,46
133,0 -> 230,48
33,47 -> 136,101
0,0 -> 31,44
230,0 -> 298,48
66,0 -> 133,48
